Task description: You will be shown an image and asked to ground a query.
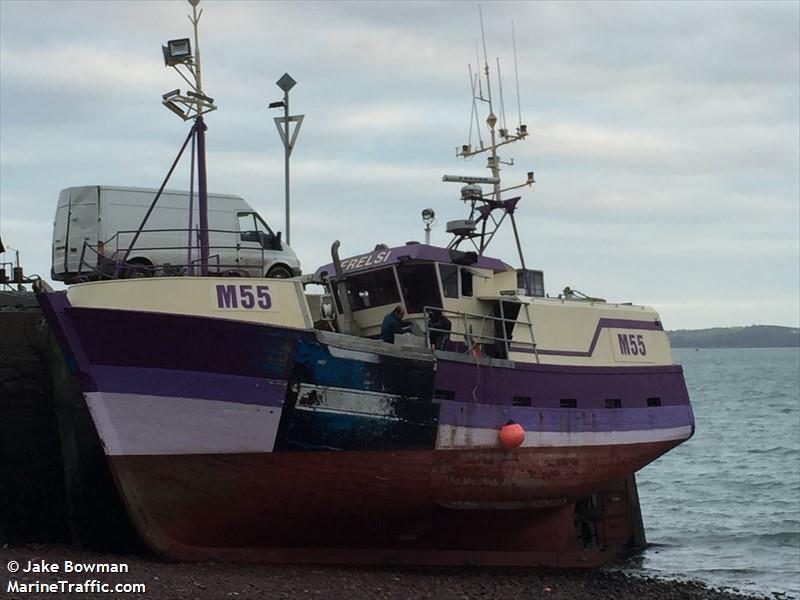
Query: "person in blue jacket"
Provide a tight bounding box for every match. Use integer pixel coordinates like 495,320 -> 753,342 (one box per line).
381,306 -> 410,343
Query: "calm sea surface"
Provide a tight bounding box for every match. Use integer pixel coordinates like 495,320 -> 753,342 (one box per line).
626,348 -> 800,598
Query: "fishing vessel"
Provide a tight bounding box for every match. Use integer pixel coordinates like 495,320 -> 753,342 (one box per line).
36,1 -> 693,567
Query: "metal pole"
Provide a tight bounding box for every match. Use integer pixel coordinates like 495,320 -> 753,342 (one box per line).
187,132 -> 196,274
284,89 -> 290,246
509,211 -> 527,272
196,116 -> 210,275
272,73 -> 301,246
191,2 -> 203,110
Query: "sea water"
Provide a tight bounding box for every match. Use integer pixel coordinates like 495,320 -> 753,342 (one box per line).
629,348 -> 800,598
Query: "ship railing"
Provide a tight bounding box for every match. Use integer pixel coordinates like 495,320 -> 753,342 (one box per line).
421,305 -> 538,361
73,228 -> 280,281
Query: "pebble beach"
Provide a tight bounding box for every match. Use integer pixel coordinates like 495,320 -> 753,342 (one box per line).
1,545 -> 770,600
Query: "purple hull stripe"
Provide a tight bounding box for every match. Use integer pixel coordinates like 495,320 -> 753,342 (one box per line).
439,401 -> 693,432
65,305 -> 310,380
512,318 -> 664,357
91,366 -> 286,407
434,360 -> 689,409
36,292 -> 98,392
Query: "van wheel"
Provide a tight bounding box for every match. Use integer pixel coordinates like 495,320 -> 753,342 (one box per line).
266,265 -> 292,279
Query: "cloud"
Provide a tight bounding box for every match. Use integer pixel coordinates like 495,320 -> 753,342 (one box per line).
0,0 -> 797,329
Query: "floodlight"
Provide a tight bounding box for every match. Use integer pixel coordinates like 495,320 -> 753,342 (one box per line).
163,100 -> 188,120
187,90 -> 214,104
422,208 -> 435,224
268,101 -> 286,109
162,38 -> 192,66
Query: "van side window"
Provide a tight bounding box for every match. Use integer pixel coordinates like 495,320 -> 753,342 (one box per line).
237,213 -> 258,242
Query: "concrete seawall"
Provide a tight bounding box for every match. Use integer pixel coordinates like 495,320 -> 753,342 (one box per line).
0,291 -> 138,550
0,292 -> 69,545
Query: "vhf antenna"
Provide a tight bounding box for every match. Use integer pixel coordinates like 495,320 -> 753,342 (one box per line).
446,7 -> 534,270
512,18 -> 523,130
456,9 -> 529,190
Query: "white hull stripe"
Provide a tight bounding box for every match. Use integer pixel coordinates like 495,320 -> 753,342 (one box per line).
85,392 -> 282,456
436,424 -> 693,449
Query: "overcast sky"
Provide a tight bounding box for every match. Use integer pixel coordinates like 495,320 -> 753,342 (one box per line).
1,0 -> 798,329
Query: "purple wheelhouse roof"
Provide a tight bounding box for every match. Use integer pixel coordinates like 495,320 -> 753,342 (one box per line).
314,243 -> 511,279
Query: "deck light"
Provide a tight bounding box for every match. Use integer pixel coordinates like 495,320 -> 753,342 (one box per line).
163,100 -> 188,120
422,209 -> 436,244
187,90 -> 214,104
163,38 -> 192,66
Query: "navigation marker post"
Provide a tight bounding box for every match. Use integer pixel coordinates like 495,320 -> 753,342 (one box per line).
269,73 -> 304,246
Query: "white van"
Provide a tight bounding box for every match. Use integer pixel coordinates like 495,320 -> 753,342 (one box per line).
52,185 -> 301,283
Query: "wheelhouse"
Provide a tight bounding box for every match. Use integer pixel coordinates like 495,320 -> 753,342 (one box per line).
315,242 -> 544,358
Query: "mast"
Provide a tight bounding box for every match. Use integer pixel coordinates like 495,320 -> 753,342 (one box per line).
155,0 -> 216,275
444,11 -> 532,266
188,0 -> 210,274
479,6 -> 501,202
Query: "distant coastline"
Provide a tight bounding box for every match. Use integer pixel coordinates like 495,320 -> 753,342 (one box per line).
667,325 -> 800,348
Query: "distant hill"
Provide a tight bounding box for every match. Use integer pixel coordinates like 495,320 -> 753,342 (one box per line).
667,325 -> 800,348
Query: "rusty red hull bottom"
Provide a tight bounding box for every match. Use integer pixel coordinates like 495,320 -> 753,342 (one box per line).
108,441 -> 673,567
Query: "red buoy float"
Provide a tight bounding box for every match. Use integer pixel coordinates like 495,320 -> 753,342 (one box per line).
499,421 -> 525,448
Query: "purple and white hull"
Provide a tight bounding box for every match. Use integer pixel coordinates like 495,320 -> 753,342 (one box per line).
37,277 -> 694,565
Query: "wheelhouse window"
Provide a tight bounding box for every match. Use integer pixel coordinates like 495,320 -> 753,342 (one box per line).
460,268 -> 473,297
345,268 -> 400,311
397,263 -> 442,314
439,264 -> 459,299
